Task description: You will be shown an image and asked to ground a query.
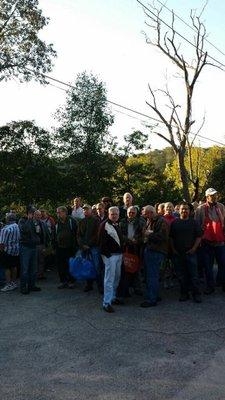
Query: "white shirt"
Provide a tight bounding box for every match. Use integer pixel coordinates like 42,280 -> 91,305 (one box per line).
71,206 -> 85,220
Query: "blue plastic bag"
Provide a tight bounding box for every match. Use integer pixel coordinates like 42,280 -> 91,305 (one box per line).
69,252 -> 97,281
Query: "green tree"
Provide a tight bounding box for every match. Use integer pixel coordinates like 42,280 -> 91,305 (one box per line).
164,146 -> 225,199
0,121 -> 62,207
55,71 -> 116,201
0,0 -> 56,83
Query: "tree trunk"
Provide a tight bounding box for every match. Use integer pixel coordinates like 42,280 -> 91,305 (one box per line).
177,150 -> 191,201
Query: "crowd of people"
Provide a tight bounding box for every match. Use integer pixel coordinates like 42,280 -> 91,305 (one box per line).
0,188 -> 225,313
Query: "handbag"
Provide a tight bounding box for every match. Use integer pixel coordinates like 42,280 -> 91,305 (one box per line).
69,251 -> 97,280
123,248 -> 140,274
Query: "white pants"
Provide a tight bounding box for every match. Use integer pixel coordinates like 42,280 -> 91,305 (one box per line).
102,254 -> 123,306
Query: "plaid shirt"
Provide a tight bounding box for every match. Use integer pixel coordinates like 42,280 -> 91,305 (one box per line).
0,223 -> 20,256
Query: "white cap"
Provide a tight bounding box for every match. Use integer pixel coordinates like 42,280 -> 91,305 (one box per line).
205,188 -> 217,196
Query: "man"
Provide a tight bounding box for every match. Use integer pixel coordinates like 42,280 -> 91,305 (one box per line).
170,202 -> 202,303
195,188 -> 225,294
119,192 -> 134,220
55,206 -> 78,288
19,207 -> 41,294
140,205 -> 169,308
77,204 -> 100,292
99,207 -> 123,313
101,197 -> 112,214
71,197 -> 85,220
34,210 -> 50,279
96,202 -> 107,223
0,213 -> 20,292
119,206 -> 145,296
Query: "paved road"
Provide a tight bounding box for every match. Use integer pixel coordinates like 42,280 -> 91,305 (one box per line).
1,272 -> 225,400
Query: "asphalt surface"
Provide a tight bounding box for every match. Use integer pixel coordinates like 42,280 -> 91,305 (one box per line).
1,271 -> 225,400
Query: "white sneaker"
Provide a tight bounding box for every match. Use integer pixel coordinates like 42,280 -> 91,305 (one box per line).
11,281 -> 18,289
0,283 -> 15,292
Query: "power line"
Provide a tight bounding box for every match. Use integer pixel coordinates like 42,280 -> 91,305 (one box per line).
136,0 -> 225,70
154,0 -> 225,58
46,71 -> 225,147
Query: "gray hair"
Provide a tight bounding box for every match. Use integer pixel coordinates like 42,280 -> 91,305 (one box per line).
5,213 -> 17,223
123,192 -> 133,201
108,206 -> 119,214
164,202 -> 174,211
57,206 -> 68,213
142,205 -> 156,216
127,206 -> 137,215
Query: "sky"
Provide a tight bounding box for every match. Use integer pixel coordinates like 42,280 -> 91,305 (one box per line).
1,0 -> 225,149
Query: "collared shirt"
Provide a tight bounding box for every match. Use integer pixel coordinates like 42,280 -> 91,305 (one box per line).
71,206 -> 85,220
0,223 -> 20,256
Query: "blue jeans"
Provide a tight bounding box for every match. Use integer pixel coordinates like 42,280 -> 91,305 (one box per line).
144,248 -> 165,303
102,254 -> 123,306
173,253 -> 200,295
201,243 -> 225,289
20,245 -> 38,290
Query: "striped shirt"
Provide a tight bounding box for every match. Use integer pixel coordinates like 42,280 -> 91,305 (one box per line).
0,223 -> 20,256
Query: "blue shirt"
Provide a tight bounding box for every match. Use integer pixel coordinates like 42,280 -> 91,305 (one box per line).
0,223 -> 20,256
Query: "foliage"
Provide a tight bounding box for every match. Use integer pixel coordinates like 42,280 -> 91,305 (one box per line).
165,146 -> 225,199
0,0 -> 56,83
207,155 -> 225,201
55,71 -> 114,155
54,71 -> 116,201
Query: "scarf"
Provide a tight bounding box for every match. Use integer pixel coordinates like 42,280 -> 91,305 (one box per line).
105,222 -> 120,246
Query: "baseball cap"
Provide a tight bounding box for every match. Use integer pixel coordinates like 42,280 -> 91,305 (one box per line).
82,204 -> 92,210
205,188 -> 218,196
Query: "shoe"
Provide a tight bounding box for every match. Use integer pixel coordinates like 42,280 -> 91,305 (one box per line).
20,288 -> 30,295
30,286 -> 41,292
140,301 -> 157,308
179,294 -> 189,302
112,298 -> 125,305
11,281 -> 18,289
134,289 -> 143,296
193,294 -> 202,303
204,287 -> 215,295
58,283 -> 68,289
103,304 -> 115,313
0,283 -> 15,292
83,285 -> 93,292
68,283 -> 75,289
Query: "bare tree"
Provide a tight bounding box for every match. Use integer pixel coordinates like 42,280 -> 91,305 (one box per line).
138,1 -> 217,201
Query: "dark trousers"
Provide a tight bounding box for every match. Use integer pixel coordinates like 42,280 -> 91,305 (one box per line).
144,248 -> 165,303
173,253 -> 200,296
56,247 -> 74,283
201,243 -> 225,289
20,245 -> 37,290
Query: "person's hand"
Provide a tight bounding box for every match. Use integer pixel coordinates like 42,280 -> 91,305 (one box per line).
172,249 -> 179,255
82,245 -> 90,251
186,248 -> 196,255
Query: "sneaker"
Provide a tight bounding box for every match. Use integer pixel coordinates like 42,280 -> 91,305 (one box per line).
83,284 -> 93,292
179,294 -> 190,302
0,283 -> 15,292
103,304 -> 115,313
140,301 -> 157,308
134,289 -> 143,296
30,286 -> 41,292
58,283 -> 68,289
112,298 -> 125,305
20,288 -> 30,295
204,287 -> 215,295
193,294 -> 202,303
12,281 -> 18,289
68,283 -> 75,289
